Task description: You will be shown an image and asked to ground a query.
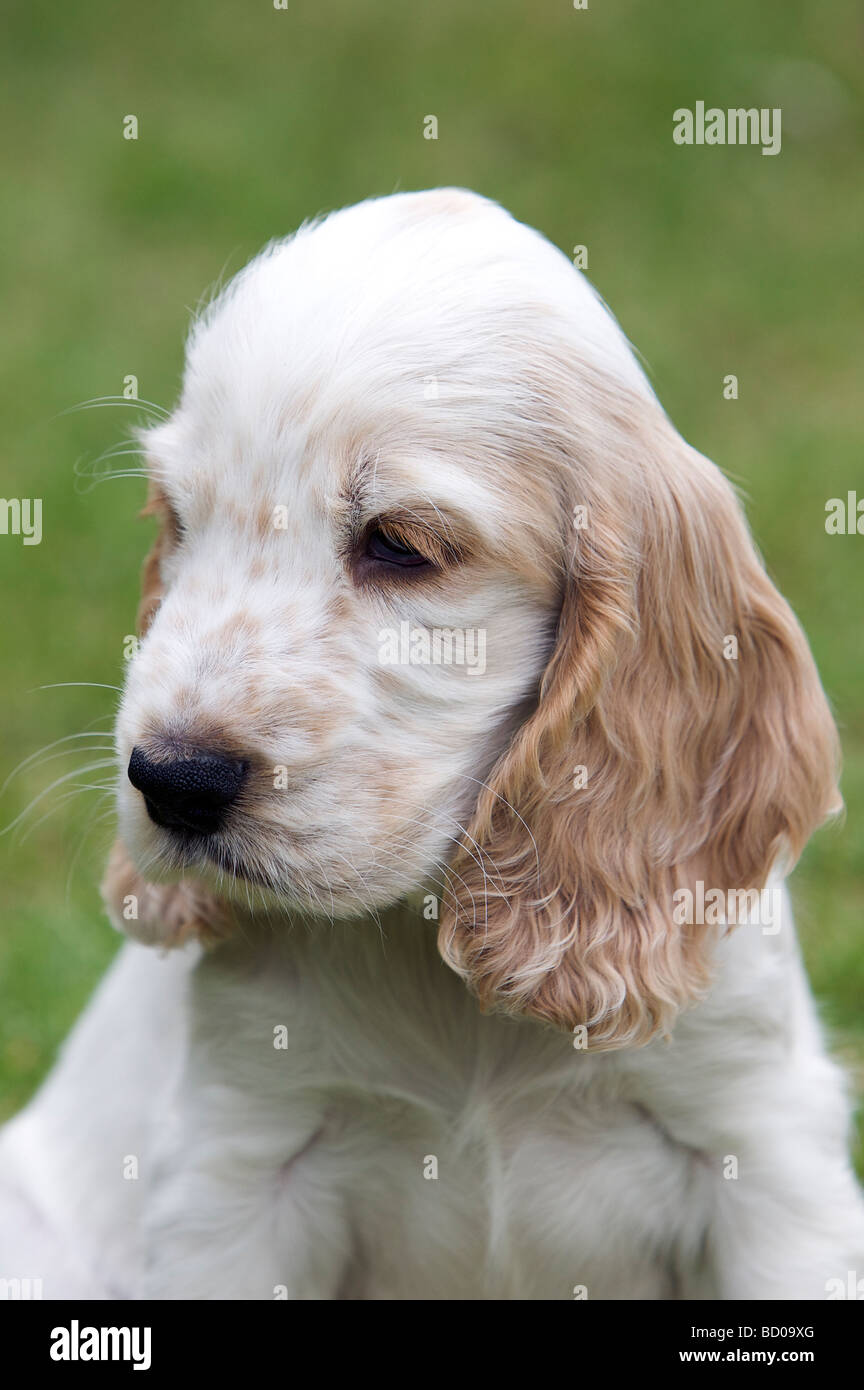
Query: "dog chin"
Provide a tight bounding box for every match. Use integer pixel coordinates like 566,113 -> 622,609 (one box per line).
121,803 -> 435,923
132,832 -> 371,919
159,832 -> 290,901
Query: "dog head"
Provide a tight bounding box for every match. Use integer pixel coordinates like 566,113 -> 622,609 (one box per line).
105,189 -> 839,1047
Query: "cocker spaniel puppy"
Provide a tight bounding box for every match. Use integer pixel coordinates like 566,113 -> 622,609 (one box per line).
2,188 -> 863,1300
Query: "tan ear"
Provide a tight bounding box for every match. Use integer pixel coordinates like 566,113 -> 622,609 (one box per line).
439,412 -> 840,1049
102,480 -> 227,947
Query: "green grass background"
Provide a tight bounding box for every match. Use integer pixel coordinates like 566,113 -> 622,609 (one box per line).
0,1 -> 861,1160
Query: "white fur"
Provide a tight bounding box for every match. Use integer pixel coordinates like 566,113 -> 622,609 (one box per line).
1,190 -> 862,1300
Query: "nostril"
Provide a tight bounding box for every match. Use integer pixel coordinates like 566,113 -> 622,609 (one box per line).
128,745 -> 248,833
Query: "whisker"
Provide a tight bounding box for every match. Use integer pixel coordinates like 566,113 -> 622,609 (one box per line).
64,797 -> 117,909
1,729 -> 115,796
17,783 -> 114,846
452,771 -> 542,890
55,395 -> 170,421
32,682 -> 123,694
360,793 -> 506,910
1,759 -> 117,837
340,811 -> 484,931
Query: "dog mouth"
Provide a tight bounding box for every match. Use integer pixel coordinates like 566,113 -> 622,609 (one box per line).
129,785 -> 338,902
161,827 -> 277,892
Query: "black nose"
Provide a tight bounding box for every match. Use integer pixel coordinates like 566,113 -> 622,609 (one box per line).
128,745 -> 248,834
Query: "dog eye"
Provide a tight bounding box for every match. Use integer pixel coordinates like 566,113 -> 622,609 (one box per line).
365,526 -> 429,568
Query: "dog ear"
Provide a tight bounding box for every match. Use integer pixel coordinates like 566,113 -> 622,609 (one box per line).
102,480 -> 228,948
439,409 -> 840,1049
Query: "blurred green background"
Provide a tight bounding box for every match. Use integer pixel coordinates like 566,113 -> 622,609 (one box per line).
0,0 -> 861,1160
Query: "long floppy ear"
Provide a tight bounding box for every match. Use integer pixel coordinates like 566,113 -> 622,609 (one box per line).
439,405 -> 841,1050
102,480 -> 228,947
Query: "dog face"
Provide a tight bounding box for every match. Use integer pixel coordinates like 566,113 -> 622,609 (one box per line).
108,189 -> 839,1048
115,190 -> 582,916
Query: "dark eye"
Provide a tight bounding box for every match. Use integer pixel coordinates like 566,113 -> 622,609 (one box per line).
365,526 -> 429,568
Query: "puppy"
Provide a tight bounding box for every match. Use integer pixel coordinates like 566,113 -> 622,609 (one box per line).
1,188 -> 862,1300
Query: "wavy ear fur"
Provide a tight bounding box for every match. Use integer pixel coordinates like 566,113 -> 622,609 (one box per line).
438,405 -> 841,1050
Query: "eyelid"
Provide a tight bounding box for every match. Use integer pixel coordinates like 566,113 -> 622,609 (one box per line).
376,521 -> 426,554
371,515 -> 463,568
365,526 -> 430,572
